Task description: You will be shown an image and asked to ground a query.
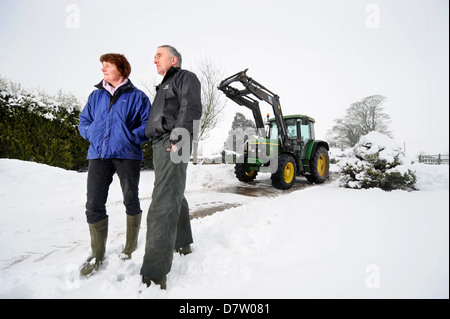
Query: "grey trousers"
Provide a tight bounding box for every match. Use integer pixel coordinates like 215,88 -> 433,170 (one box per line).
140,134 -> 193,281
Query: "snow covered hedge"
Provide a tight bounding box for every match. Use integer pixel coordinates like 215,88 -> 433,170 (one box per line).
338,132 -> 416,191
0,76 -> 90,170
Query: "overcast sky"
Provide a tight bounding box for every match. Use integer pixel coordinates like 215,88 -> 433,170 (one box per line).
0,0 -> 448,155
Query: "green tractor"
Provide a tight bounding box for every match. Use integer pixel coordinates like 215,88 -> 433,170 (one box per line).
218,69 -> 330,190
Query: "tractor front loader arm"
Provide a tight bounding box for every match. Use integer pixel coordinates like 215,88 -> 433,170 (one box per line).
218,69 -> 289,148
218,69 -> 265,129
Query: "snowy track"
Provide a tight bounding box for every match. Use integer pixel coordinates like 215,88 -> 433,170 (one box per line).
0,159 -> 448,299
188,173 -> 337,219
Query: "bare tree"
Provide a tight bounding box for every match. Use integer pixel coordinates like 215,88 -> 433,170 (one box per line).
140,79 -> 158,102
192,57 -> 227,161
195,56 -> 227,141
328,95 -> 391,147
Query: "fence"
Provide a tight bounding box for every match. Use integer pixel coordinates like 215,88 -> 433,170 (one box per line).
418,154 -> 449,165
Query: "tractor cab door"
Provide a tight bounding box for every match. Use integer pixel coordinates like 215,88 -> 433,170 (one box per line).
270,119 -> 298,147
286,118 -> 299,143
299,118 -> 314,161
281,118 -> 299,151
299,119 -> 312,145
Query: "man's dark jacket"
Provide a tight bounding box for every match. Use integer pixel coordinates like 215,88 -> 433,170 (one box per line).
145,67 -> 202,143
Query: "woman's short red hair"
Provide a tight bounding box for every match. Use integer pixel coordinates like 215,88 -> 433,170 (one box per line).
100,53 -> 131,78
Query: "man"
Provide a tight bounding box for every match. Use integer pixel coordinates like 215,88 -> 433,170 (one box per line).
141,45 -> 202,289
78,53 -> 151,276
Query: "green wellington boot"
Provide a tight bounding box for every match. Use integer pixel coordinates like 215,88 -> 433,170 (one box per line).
80,217 -> 108,276
120,212 -> 142,260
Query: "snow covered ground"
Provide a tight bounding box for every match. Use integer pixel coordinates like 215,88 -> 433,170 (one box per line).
0,158 -> 448,299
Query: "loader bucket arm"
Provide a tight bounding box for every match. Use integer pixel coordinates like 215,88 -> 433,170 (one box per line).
218,69 -> 264,129
218,69 -> 289,147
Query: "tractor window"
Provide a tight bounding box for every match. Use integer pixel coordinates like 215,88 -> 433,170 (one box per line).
269,122 -> 278,140
301,123 -> 311,143
269,120 -> 298,140
286,119 -> 297,139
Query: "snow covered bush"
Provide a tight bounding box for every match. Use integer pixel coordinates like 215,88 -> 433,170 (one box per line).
338,131 -> 416,191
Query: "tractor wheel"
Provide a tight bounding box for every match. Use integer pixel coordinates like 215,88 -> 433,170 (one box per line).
235,163 -> 258,183
307,146 -> 329,184
271,154 -> 296,190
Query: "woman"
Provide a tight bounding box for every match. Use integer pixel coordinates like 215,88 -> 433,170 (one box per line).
78,53 -> 151,276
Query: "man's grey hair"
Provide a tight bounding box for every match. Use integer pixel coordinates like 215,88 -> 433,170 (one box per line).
158,45 -> 182,67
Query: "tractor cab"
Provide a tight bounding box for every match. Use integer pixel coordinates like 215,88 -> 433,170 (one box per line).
268,114 -> 315,146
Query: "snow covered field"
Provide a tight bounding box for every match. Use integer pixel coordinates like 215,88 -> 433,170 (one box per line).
0,158 -> 448,299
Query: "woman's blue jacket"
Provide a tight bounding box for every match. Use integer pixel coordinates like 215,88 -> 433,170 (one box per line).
79,80 -> 151,160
